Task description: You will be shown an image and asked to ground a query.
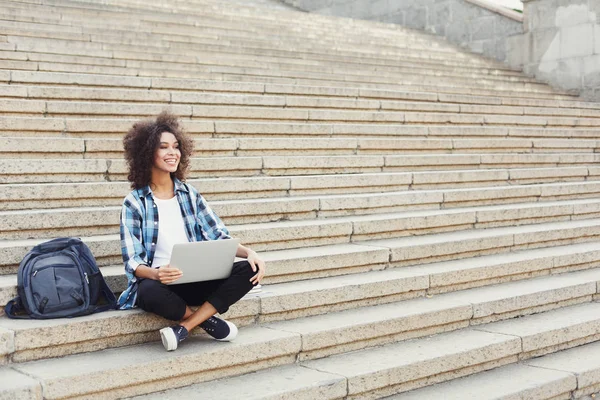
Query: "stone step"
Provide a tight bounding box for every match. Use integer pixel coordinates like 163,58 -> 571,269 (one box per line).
1,154 -> 598,184
6,58 -> 541,96
4,54 -> 521,93
147,365 -> 571,400
3,27 -> 516,65
2,169 -> 595,211
7,60 -> 524,100
0,224 -> 597,304
362,218 -> 600,268
0,64 -> 545,102
0,15 -> 536,69
0,43 -> 546,100
0,15 -> 448,52
0,12 -> 478,55
0,14 -> 463,48
0,0 -> 502,58
521,340 -> 600,399
298,276 -> 600,399
0,5 -> 452,53
0,21 -> 528,78
136,364 -> 348,400
1,85 -> 597,120
4,137 -> 600,160
0,46 -> 535,85
0,65 -> 568,99
3,39 -> 532,87
0,7 -> 408,44
132,302 -> 600,399
3,181 -> 600,237
254,295 -> 600,365
0,29 -> 560,86
0,83 -> 575,113
1,82 -> 598,111
0,70 -> 573,101
390,339 -> 600,399
1,253 -> 599,364
397,242 -> 600,296
0,61 -> 564,95
3,185 -> 600,239
3,98 -> 597,126
389,364 -> 574,399
219,74 -> 575,101
3,116 -> 600,140
3,220 -> 600,303
0,4 -> 489,55
3,275 -> 600,399
2,203 -> 600,277
0,16 -> 444,48
0,41 -> 541,89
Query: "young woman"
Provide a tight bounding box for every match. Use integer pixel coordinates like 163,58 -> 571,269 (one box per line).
117,111 -> 265,351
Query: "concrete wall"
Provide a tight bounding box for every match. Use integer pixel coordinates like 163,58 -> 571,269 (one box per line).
511,0 -> 600,100
281,0 -> 524,63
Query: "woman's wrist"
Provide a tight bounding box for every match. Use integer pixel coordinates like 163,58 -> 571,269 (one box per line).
245,248 -> 257,259
134,264 -> 160,281
236,244 -> 256,259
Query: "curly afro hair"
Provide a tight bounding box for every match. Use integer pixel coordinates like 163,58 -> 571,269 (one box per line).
123,111 -> 194,189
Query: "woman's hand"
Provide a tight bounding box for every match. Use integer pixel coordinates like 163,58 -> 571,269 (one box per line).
156,265 -> 183,285
247,251 -> 266,285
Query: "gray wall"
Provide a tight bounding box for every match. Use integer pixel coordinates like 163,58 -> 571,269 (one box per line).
281,0 -> 524,63
511,0 -> 600,100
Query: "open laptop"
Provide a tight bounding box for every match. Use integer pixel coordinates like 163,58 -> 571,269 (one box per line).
166,238 -> 240,285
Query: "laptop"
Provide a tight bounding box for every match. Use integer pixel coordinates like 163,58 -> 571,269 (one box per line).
166,238 -> 240,285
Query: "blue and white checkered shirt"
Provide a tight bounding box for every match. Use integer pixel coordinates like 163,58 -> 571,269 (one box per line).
117,178 -> 230,309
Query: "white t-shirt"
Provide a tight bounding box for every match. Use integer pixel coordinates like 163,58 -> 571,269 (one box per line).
152,196 -> 189,268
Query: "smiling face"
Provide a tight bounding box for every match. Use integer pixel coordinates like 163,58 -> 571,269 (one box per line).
152,131 -> 181,175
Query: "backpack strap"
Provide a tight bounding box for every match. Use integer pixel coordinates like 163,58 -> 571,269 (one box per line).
91,277 -> 118,314
4,297 -> 30,319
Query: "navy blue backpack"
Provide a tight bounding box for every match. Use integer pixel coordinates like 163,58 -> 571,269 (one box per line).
5,237 -> 117,319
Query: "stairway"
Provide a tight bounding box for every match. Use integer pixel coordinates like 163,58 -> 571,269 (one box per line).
1,0 -> 600,398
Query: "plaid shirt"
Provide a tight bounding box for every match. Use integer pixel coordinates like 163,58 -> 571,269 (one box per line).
117,178 -> 230,309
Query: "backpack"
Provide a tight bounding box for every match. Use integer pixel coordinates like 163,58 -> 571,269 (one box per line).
5,237 -> 117,319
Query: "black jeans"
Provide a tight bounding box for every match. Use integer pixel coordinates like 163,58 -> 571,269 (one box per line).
136,261 -> 256,321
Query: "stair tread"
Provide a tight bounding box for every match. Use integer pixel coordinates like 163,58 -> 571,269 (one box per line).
2,272 -> 600,398
0,246 -> 599,362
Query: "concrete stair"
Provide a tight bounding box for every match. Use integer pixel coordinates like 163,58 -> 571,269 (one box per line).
3,217 -> 600,300
2,171 -> 600,210
1,242 -> 600,363
2,0 -> 600,398
4,153 -> 600,183
3,200 -> 600,272
4,195 -> 600,239
6,295 -> 600,399
161,303 -> 600,400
